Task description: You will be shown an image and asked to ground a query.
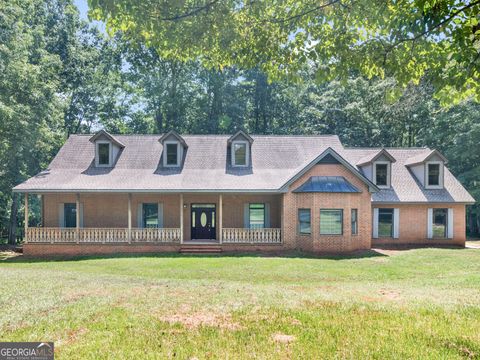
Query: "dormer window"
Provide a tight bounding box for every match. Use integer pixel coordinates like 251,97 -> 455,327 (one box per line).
373,161 -> 390,188
159,130 -> 187,168
227,130 -> 254,168
426,161 -> 443,188
90,130 -> 125,168
98,142 -> 110,166
165,142 -> 179,167
232,141 -> 248,167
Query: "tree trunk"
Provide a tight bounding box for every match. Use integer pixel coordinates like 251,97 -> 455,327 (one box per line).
8,192 -> 18,245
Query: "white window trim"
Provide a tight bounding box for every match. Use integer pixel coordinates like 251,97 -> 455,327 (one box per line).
163,141 -> 180,167
373,161 -> 391,188
425,161 -> 444,189
231,141 -> 249,167
95,141 -> 112,167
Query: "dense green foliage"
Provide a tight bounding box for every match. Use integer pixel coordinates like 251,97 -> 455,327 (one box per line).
89,0 -> 480,104
0,0 -> 479,242
1,249 -> 480,358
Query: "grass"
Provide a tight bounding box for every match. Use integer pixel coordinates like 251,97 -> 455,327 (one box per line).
1,248 -> 480,359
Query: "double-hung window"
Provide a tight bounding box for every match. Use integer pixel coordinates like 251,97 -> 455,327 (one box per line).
97,142 -> 111,166
374,162 -> 390,187
143,203 -> 159,228
426,162 -> 443,188
432,208 -> 448,238
378,208 -> 394,237
320,209 -> 343,235
351,209 -> 358,235
249,203 -> 265,229
298,209 -> 311,235
165,143 -> 179,166
232,142 -> 248,166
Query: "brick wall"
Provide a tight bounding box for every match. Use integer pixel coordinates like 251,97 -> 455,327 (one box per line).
372,203 -> 466,246
282,164 -> 373,252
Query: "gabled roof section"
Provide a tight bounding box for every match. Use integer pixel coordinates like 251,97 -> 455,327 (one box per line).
293,176 -> 361,193
405,149 -> 448,166
227,130 -> 254,145
89,130 -> 125,148
159,130 -> 188,148
281,147 -> 379,193
356,148 -> 396,166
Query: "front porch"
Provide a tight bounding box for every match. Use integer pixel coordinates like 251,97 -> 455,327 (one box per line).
22,193 -> 282,247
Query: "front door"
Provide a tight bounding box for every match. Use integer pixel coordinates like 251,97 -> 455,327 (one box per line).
191,205 -> 216,240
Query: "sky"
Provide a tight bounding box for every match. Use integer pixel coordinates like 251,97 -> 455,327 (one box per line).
73,0 -> 106,31
73,0 -> 88,19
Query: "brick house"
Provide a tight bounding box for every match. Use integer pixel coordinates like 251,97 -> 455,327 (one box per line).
13,130 -> 474,255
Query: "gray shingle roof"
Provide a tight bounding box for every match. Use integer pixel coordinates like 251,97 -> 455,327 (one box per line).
343,148 -> 474,203
13,134 -> 474,203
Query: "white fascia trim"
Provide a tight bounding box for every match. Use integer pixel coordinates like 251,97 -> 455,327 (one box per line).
425,161 -> 444,189
14,189 -> 285,194
373,161 -> 391,189
231,141 -> 249,167
95,140 -> 112,167
163,141 -> 181,167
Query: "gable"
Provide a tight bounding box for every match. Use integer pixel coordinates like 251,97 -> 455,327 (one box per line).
317,153 -> 340,164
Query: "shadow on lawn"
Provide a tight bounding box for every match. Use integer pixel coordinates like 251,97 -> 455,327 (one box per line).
1,249 -> 391,263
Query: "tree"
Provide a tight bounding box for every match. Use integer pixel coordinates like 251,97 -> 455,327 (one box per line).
89,0 -> 480,104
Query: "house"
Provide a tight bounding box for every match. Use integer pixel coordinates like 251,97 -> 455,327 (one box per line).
13,130 -> 474,256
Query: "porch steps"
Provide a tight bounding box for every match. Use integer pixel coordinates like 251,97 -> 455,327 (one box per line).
179,244 -> 223,254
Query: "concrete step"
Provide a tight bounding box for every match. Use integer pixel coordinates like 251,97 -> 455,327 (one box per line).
179,245 -> 223,254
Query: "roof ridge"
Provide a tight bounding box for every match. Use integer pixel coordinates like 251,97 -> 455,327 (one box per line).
72,133 -> 339,138
345,146 -> 429,150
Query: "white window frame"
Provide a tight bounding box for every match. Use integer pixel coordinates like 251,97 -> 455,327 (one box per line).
163,141 -> 180,167
231,141 -> 249,167
425,161 -> 444,189
95,140 -> 112,167
373,161 -> 391,188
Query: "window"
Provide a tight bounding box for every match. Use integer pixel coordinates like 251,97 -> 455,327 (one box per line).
427,163 -> 441,187
378,208 -> 394,237
64,203 -> 76,228
320,209 -> 343,235
351,209 -> 358,235
432,208 -> 448,238
374,162 -> 389,187
232,142 -> 247,166
165,143 -> 179,166
249,203 -> 265,229
143,203 -> 158,228
298,209 -> 311,235
98,143 -> 110,166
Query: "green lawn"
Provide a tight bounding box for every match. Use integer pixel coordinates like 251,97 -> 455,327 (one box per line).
1,248 -> 480,359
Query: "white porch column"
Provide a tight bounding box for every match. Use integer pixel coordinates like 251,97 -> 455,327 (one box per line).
76,193 -> 80,244
219,194 -> 223,244
24,193 -> 28,243
180,194 -> 184,244
128,193 -> 132,243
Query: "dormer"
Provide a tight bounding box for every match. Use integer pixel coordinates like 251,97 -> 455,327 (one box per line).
89,130 -> 125,167
159,130 -> 188,167
405,149 -> 447,189
356,149 -> 396,189
227,130 -> 254,167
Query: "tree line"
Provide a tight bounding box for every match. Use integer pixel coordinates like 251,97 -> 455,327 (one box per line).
1,0 -> 479,243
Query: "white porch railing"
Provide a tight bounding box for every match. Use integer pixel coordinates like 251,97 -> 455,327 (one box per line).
222,228 -> 282,244
130,228 -> 181,243
26,227 -> 181,244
